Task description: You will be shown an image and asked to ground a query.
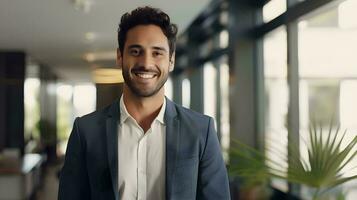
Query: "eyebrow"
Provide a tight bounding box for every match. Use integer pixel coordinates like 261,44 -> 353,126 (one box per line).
152,46 -> 167,52
128,44 -> 167,52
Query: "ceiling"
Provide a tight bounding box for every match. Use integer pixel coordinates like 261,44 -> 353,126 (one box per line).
0,0 -> 210,83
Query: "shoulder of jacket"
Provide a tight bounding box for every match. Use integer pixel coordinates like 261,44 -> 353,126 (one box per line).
173,103 -> 211,124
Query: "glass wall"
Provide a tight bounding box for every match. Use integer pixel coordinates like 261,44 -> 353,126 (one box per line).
73,84 -> 96,117
298,0 -> 357,198
172,0 -> 229,163
24,63 -> 41,153
57,83 -> 96,154
173,0 -> 357,198
202,58 -> 230,162
264,26 -> 289,191
56,84 -> 73,155
182,77 -> 191,109
219,57 -> 230,162
165,77 -> 173,100
204,62 -> 217,121
263,0 -> 287,23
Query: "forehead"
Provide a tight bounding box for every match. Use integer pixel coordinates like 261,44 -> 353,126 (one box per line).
125,25 -> 169,49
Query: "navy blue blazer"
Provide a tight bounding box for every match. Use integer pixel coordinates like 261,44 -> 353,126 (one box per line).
58,98 -> 230,200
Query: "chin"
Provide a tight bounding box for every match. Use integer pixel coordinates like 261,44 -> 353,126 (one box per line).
131,88 -> 160,98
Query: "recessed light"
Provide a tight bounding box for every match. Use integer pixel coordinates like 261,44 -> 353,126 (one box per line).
84,53 -> 95,62
83,51 -> 116,62
85,32 -> 96,42
72,0 -> 93,13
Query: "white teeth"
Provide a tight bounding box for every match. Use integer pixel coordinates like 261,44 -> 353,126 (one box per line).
136,73 -> 155,79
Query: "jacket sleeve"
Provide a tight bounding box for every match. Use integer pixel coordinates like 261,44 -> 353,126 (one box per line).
197,117 -> 231,200
58,118 -> 91,200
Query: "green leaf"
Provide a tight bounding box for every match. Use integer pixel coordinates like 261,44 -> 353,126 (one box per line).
229,121 -> 357,199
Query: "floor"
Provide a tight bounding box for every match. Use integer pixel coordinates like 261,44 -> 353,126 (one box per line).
35,163 -> 61,200
33,163 -> 357,200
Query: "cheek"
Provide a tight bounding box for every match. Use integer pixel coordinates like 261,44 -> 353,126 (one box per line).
158,63 -> 168,72
158,59 -> 170,70
122,59 -> 134,70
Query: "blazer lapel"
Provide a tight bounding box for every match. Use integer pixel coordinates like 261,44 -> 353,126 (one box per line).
165,98 -> 180,199
106,101 -> 120,200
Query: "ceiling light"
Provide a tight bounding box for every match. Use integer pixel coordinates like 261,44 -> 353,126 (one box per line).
84,53 -> 95,62
84,51 -> 116,62
72,0 -> 93,13
85,32 -> 96,42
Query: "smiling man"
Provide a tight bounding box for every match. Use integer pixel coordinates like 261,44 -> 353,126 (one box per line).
58,6 -> 230,200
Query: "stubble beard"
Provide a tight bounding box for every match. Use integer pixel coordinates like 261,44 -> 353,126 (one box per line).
122,62 -> 168,98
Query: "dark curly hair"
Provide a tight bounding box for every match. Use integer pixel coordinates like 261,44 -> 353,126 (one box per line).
117,6 -> 178,59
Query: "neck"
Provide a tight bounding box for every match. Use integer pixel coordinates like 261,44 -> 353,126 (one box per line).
122,86 -> 165,132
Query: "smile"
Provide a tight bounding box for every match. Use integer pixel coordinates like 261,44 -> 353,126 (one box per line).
134,72 -> 157,79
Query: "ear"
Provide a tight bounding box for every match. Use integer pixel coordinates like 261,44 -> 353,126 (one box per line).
116,48 -> 122,69
169,52 -> 175,72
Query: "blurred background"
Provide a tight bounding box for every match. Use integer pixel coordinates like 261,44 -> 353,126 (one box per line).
1,0 -> 357,199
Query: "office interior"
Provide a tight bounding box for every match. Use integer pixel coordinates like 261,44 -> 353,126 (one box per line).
1,0 -> 357,199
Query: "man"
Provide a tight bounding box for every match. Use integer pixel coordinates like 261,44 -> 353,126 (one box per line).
58,6 -> 230,200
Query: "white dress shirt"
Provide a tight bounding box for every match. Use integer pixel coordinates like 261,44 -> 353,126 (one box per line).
118,96 -> 166,200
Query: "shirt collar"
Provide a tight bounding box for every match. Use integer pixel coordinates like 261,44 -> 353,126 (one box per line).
119,95 -> 130,124
119,95 -> 166,125
156,98 -> 166,125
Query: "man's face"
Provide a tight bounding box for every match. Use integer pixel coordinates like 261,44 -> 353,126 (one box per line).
117,25 -> 174,97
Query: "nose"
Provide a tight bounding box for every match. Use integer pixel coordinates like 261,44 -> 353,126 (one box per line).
138,52 -> 153,68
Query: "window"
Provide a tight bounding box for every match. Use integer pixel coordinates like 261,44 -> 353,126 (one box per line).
298,0 -> 357,198
204,62 -> 217,120
182,78 -> 191,109
73,84 -> 96,117
57,84 -> 73,155
263,0 -> 287,23
24,78 -> 41,141
165,77 -> 173,100
219,59 -> 230,162
219,30 -> 229,49
264,26 -> 289,192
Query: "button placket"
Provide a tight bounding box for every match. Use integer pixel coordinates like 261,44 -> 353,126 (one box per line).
137,131 -> 148,200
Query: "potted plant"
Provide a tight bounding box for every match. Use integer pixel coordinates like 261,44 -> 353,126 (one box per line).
229,123 -> 357,200
37,119 -> 57,163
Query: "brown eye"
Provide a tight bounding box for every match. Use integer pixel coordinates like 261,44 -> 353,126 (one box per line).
153,51 -> 163,57
130,49 -> 140,56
